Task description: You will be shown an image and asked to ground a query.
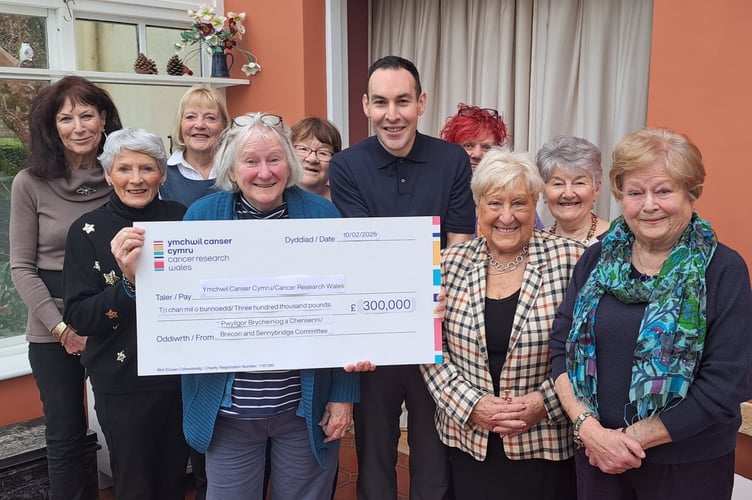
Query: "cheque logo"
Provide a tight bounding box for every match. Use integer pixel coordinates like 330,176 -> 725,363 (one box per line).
153,240 -> 165,272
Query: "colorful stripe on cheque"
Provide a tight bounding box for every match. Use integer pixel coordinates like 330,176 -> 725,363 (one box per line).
432,216 -> 442,363
153,240 -> 165,271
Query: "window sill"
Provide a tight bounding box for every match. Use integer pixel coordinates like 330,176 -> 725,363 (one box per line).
0,67 -> 249,87
0,337 -> 30,381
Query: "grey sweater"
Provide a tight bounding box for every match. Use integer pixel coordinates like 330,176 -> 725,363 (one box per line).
10,168 -> 111,343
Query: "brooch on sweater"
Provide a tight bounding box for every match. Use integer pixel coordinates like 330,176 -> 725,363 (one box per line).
82,223 -> 95,234
103,271 -> 120,286
77,186 -> 97,196
116,351 -> 126,363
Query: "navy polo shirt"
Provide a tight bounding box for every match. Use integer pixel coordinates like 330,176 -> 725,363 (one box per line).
329,133 -> 475,249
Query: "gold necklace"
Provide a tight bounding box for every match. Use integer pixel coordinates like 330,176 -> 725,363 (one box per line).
549,213 -> 598,245
487,245 -> 529,273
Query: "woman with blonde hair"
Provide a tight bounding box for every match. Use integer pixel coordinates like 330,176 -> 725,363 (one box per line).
551,127 -> 752,499
160,84 -> 230,206
423,148 -> 582,500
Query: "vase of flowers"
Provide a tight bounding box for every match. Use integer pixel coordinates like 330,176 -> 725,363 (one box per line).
175,4 -> 261,78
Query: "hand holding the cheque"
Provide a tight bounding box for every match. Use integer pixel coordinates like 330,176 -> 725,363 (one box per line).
343,288 -> 444,373
344,360 -> 376,372
111,226 -> 145,284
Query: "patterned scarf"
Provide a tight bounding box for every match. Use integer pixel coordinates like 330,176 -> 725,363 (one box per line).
566,213 -> 717,420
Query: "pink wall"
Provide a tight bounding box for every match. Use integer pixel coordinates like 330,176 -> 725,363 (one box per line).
224,0 -> 328,123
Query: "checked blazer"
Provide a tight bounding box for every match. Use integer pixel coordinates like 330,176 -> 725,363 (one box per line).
422,230 -> 584,461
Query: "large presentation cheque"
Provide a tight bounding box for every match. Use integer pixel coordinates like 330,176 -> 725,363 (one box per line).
134,216 -> 442,375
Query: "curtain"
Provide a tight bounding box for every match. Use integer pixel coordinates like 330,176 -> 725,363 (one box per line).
370,0 -> 653,222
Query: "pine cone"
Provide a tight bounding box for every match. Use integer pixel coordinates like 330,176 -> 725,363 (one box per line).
134,52 -> 158,74
166,55 -> 185,76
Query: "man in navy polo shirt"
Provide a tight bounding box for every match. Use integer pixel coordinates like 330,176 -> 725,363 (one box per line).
329,55 -> 475,500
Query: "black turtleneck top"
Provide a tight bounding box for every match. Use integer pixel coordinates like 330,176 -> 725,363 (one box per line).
63,193 -> 186,393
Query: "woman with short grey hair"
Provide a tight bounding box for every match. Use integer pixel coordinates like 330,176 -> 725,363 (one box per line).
98,127 -> 169,175
423,148 -> 583,500
63,128 -> 189,499
536,135 -> 610,246
212,112 -> 304,192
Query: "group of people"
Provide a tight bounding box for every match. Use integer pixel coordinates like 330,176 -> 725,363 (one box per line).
9,54 -> 751,500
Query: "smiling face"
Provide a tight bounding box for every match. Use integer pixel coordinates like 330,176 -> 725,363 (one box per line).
56,98 -> 106,164
619,163 -> 694,252
461,129 -> 497,171
229,132 -> 289,212
477,180 -> 536,259
362,68 -> 426,157
180,104 -> 224,155
105,149 -> 166,209
544,166 -> 601,227
294,137 -> 333,194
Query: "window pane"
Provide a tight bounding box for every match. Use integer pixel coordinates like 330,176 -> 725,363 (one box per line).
0,13 -> 48,70
75,20 -> 138,72
99,83 -> 189,153
146,25 -> 203,77
0,80 -> 48,338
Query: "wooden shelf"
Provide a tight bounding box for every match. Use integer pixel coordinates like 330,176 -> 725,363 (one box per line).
0,67 -> 248,87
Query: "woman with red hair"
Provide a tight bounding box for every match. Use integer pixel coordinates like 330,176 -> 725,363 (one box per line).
442,103 -> 542,229
441,104 -> 509,172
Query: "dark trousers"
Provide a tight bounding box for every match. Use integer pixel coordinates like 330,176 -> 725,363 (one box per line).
28,342 -> 96,500
190,448 -> 207,500
575,448 -> 735,500
92,389 -> 189,500
450,432 -> 575,500
354,364 -> 451,500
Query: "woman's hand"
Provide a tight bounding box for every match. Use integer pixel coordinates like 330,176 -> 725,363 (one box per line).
498,391 -> 547,438
60,325 -> 86,356
320,401 -> 353,443
469,394 -> 528,436
579,417 -> 645,474
435,287 -> 447,320
344,361 -> 376,372
110,227 -> 145,283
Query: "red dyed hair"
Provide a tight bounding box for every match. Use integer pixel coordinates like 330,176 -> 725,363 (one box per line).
440,103 -> 509,146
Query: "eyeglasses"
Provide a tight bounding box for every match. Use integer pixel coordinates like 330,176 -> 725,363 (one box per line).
294,144 -> 334,161
457,107 -> 499,119
232,113 -> 284,128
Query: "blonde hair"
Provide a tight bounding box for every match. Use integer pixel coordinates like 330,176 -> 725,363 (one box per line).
610,127 -> 705,201
471,148 -> 544,204
172,85 -> 230,151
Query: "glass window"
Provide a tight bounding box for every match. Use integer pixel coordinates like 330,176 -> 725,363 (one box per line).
0,13 -> 48,69
146,25 -> 197,77
99,83 -> 187,152
0,79 -> 49,339
0,2 -> 233,360
75,19 -> 139,73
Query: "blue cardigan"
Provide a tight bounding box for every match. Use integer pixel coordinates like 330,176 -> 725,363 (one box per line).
181,186 -> 360,467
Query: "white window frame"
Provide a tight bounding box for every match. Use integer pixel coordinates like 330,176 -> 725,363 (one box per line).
0,0 -> 247,86
0,0 -> 243,380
